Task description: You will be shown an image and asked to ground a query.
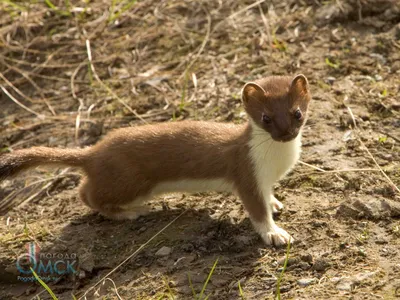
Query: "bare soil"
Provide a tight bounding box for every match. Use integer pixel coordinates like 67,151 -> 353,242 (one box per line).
0,0 -> 399,299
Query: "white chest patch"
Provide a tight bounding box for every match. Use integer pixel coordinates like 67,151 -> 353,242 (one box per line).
248,122 -> 301,199
151,178 -> 234,196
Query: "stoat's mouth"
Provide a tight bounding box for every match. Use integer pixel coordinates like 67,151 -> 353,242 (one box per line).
273,133 -> 298,142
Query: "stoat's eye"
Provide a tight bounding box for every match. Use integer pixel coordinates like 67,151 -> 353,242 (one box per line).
294,109 -> 302,120
262,114 -> 271,124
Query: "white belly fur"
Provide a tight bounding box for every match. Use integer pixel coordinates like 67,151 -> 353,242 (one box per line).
120,178 -> 233,210
152,178 -> 234,195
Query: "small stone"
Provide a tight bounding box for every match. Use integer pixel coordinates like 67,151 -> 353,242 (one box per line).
297,278 -> 317,287
360,113 -> 370,121
297,262 -> 312,270
300,253 -> 313,263
375,238 -> 388,245
79,270 -> 86,279
335,271 -> 377,291
239,111 -> 246,119
312,258 -> 330,272
278,257 -> 300,267
326,77 -> 336,85
155,246 -> 172,257
336,278 -> 353,291
279,284 -> 291,293
138,226 -> 147,233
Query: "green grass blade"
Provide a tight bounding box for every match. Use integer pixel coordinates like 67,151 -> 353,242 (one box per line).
44,0 -> 71,16
187,273 -> 197,298
109,0 -> 137,23
44,0 -> 56,10
275,240 -> 291,300
198,258 -> 219,300
3,0 -> 27,11
30,268 -> 58,300
238,280 -> 245,299
164,276 -> 175,300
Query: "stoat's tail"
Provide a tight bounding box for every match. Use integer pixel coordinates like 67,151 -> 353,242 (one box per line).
0,147 -> 89,180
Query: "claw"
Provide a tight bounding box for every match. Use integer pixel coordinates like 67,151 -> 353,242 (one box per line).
271,196 -> 284,214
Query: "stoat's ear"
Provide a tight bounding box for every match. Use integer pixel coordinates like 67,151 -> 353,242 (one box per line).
241,82 -> 267,106
290,74 -> 309,97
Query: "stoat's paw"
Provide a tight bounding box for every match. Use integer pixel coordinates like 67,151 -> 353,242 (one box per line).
271,196 -> 284,213
262,226 -> 293,247
112,206 -> 150,220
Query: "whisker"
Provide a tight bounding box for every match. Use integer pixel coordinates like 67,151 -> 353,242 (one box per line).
250,137 -> 272,153
263,140 -> 275,160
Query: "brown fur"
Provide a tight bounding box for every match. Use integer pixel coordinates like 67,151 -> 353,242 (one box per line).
0,75 -> 311,246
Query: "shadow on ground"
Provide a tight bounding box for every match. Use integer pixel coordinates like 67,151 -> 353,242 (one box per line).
1,206 -> 265,299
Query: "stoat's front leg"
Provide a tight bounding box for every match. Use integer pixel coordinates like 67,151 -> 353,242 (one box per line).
237,185 -> 293,246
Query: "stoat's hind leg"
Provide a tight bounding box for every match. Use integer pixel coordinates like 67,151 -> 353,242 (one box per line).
78,177 -> 95,208
271,195 -> 284,214
95,195 -> 151,220
78,177 -> 151,220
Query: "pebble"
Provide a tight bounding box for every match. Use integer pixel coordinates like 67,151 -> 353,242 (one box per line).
278,257 -> 300,267
138,226 -> 147,233
155,246 -> 172,257
337,198 -> 400,220
312,258 -> 330,272
374,74 -> 383,81
297,278 -> 317,287
300,253 -> 313,263
334,271 -> 377,291
326,77 -> 336,85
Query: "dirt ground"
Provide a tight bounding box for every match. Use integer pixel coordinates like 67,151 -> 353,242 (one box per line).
0,0 -> 399,299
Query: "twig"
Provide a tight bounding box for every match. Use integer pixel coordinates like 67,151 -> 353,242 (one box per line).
0,59 -> 56,115
227,0 -> 267,21
71,62 -> 86,145
103,278 -> 124,300
358,139 -> 400,193
78,209 -> 186,299
0,72 -> 35,103
85,39 -> 148,124
18,168 -> 71,208
298,160 -> 326,172
0,169 -> 70,213
345,105 -> 399,194
258,2 -> 272,45
298,168 -> 381,176
179,6 -> 211,80
0,85 -> 44,119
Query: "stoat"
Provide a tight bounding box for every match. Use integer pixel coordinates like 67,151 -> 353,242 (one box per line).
0,74 -> 311,246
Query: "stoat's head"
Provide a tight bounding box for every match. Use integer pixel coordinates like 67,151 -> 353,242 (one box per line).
241,74 -> 311,142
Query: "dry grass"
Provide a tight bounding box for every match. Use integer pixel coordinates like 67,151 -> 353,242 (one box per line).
0,0 -> 286,131
0,0 -> 315,208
